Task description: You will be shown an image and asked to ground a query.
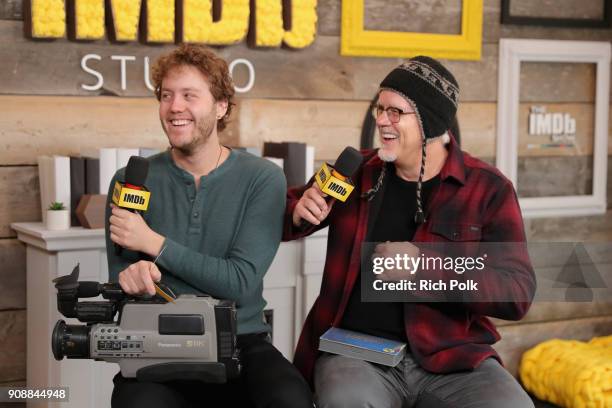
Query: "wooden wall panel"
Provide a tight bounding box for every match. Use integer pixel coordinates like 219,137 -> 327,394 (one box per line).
508,0 -> 605,20
240,102 -> 612,160
0,0 -> 21,20
0,383 -> 25,408
609,156 -> 612,208
528,241 -> 612,268
517,156 -> 593,198
0,20 -> 358,99
238,99 -> 368,161
494,315 -> 612,377
520,62 -> 595,104
2,18 -> 609,103
362,0 -> 462,34
457,103 -> 496,157
0,167 -> 39,238
0,95 -> 240,165
317,0 -> 612,43
493,302 -> 612,327
0,96 -> 169,165
461,104 -> 612,159
3,95 -> 611,165
0,310 -> 26,383
526,210 -> 612,241
0,240 -> 25,310
348,43 -> 502,104
484,0 -> 612,43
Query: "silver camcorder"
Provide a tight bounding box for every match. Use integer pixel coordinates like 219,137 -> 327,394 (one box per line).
51,265 -> 240,383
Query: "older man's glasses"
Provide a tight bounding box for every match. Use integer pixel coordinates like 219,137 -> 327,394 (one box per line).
371,104 -> 416,123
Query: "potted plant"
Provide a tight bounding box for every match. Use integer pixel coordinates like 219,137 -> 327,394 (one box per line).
46,202 -> 70,230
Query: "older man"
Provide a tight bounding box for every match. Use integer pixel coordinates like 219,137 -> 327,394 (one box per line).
284,56 -> 536,408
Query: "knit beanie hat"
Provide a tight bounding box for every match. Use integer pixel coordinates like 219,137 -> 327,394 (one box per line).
380,56 -> 459,140
366,56 -> 459,224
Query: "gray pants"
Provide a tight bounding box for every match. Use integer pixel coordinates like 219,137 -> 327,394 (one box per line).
314,353 -> 535,408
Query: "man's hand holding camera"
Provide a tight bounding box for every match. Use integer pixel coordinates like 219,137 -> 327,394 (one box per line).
117,261 -> 161,296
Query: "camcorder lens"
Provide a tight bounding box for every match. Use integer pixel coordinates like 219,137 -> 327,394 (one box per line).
52,320 -> 91,360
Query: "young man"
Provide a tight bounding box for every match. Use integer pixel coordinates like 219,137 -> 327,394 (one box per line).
284,56 -> 537,408
105,44 -> 313,408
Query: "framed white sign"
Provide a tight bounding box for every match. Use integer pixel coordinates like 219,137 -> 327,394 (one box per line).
497,39 -> 610,218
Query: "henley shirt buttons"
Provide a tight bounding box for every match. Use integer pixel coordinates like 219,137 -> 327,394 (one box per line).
194,212 -> 199,218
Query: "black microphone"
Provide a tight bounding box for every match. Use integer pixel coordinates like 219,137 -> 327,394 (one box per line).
300,146 -> 362,229
124,156 -> 149,192
112,156 -> 150,255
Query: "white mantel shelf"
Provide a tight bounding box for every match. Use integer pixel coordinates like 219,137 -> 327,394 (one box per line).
11,222 -> 105,251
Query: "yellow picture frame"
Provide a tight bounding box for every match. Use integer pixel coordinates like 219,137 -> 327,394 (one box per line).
341,0 -> 483,60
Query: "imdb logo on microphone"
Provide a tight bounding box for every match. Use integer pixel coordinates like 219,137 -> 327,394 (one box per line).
112,181 -> 151,211
315,163 -> 355,202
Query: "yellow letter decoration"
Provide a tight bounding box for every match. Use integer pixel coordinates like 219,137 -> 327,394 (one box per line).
108,0 -> 142,41
146,0 -> 175,43
341,0 -> 483,60
252,0 -> 284,47
183,0 -> 249,45
25,0 -> 318,48
28,0 -> 66,38
74,0 -> 105,40
282,0 -> 317,49
252,0 -> 317,48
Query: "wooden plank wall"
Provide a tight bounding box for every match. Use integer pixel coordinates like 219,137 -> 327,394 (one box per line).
1,0 -> 611,386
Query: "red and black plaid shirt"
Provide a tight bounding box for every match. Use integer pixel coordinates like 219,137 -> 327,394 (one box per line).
283,136 -> 536,387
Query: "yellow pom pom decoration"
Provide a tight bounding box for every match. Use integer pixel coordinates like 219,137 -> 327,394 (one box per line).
75,0 -> 105,39
147,0 -> 175,43
519,336 -> 612,408
31,0 -> 66,38
253,0 -> 283,47
183,0 -> 249,45
283,0 -> 317,49
109,0 -> 141,41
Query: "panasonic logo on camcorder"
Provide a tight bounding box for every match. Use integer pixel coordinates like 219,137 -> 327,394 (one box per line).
158,342 -> 182,348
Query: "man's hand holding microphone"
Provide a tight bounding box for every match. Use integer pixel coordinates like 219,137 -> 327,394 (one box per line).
292,146 -> 362,227
109,156 -> 164,297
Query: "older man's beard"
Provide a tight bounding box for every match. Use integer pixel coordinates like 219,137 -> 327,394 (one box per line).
377,148 -> 397,162
171,110 -> 216,156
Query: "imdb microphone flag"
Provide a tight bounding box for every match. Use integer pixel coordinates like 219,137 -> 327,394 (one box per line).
315,163 -> 354,202
112,181 -> 151,211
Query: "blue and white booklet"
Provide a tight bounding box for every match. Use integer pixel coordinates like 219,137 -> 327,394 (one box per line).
319,327 -> 407,367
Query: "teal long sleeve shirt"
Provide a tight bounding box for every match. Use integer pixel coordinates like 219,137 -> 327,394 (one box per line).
105,149 -> 287,334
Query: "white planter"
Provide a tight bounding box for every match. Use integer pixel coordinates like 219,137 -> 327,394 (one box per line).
46,210 -> 70,230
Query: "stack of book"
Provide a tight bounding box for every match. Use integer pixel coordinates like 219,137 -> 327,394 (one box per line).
37,147 -> 161,226
319,327 -> 407,367
262,142 -> 314,187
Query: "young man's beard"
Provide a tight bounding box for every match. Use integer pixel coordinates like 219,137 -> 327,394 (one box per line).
171,111 -> 217,156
